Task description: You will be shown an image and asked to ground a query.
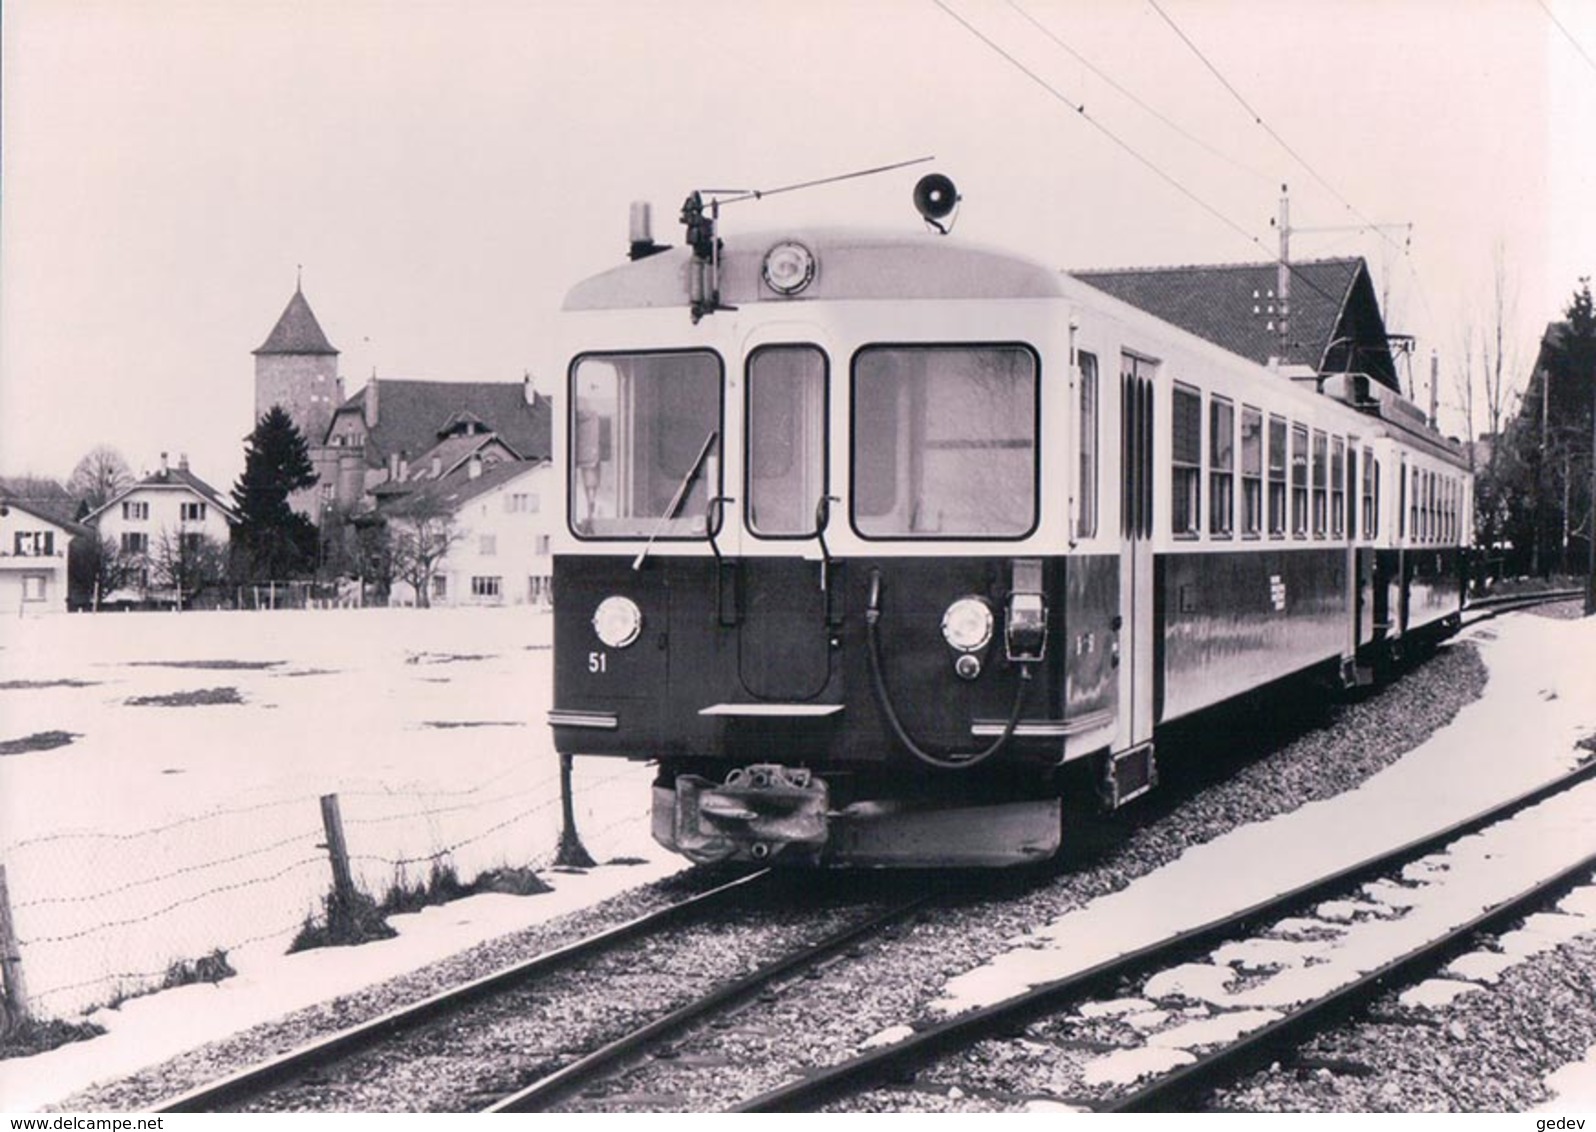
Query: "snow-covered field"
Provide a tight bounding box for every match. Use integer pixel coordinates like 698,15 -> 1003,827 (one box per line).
0,607 -> 675,1110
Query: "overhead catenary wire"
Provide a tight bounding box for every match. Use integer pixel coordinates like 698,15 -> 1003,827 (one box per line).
1538,0 -> 1596,78
1006,0 -> 1275,186
1145,0 -> 1410,262
930,0 -> 1349,320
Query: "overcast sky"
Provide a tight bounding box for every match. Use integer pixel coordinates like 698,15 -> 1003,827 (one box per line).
3,0 -> 1594,488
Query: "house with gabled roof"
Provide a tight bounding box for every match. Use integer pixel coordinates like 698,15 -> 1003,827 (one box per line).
81,453 -> 240,605
381,455 -> 554,608
0,496 -> 86,613
1074,256 -> 1403,392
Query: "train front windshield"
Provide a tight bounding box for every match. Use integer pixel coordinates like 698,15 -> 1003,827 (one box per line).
570,351 -> 722,538
568,343 -> 1039,542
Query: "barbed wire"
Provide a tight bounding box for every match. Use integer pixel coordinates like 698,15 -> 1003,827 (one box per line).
13,828 -> 323,910
17,857 -> 327,946
2,795 -> 309,855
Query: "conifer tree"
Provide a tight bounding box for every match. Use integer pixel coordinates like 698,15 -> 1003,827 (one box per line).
231,406 -> 319,580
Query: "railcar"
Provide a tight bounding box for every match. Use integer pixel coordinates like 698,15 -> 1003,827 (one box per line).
546,186 -> 1470,867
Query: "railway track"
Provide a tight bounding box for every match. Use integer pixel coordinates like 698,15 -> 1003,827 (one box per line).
150,869 -> 931,1113
730,759 -> 1596,1112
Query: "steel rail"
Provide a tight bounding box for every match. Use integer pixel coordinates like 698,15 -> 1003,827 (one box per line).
1462,588 -> 1583,611
485,895 -> 935,1112
1107,850 -> 1596,1112
152,869 -> 771,1113
732,761 -> 1596,1112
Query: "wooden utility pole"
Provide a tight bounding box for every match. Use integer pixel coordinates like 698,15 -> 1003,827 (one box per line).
0,865 -> 32,1033
319,794 -> 357,933
1277,185 -> 1290,370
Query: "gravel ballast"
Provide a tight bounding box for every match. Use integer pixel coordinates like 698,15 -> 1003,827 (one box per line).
47,626 -> 1596,1113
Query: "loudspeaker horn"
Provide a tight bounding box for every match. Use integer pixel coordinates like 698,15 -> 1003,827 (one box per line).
913,174 -> 959,229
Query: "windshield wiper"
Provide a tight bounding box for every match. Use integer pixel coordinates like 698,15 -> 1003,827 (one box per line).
633,430 -> 718,571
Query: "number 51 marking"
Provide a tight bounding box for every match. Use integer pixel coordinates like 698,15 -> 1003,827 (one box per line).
588,651 -> 608,674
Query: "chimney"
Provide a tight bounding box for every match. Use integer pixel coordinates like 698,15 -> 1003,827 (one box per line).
178,453 -> 189,472
159,451 -> 169,478
524,371 -> 538,409
430,453 -> 443,479
468,453 -> 483,480
388,451 -> 401,481
364,378 -> 379,428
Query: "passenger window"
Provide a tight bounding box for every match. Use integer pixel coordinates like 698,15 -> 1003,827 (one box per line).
1240,407 -> 1263,537
1268,415 -> 1287,537
1291,423 -> 1309,538
1311,430 -> 1328,538
1331,438 -> 1346,539
1077,352 -> 1099,539
1171,384 -> 1202,537
746,346 -> 827,536
1209,398 -> 1234,537
852,345 -> 1037,538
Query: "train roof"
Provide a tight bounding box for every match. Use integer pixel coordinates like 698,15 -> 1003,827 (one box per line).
562,228 -> 1068,311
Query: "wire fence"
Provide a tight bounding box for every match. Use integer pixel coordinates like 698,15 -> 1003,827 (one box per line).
0,759 -> 653,1020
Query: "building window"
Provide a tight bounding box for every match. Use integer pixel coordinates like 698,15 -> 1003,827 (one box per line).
471,575 -> 502,598
1077,352 -> 1098,539
535,534 -> 550,556
480,534 -> 497,556
121,531 -> 149,555
1240,407 -> 1263,537
182,532 -> 205,554
12,531 -> 54,557
431,575 -> 448,600
1291,423 -> 1309,538
1268,415 -> 1287,537
22,575 -> 47,602
180,502 -> 207,522
122,501 -> 149,521
1209,397 -> 1234,537
1170,384 -> 1202,537
505,492 -> 540,514
1311,430 -> 1328,537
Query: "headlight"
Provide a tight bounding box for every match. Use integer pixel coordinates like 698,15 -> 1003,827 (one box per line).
592,596 -> 642,649
762,241 -> 816,296
941,597 -> 994,653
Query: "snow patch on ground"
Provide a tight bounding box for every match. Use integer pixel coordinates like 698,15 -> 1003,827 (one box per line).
934,614 -> 1596,1020
0,608 -> 679,1111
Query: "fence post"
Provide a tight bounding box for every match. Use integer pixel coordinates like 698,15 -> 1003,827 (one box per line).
319,794 -> 357,934
0,865 -> 32,1033
553,753 -> 597,868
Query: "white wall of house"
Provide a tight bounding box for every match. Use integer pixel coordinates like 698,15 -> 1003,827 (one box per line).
0,505 -> 72,614
91,481 -> 235,600
392,463 -> 555,608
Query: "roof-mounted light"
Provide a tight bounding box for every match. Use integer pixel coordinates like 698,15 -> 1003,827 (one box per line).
762,241 -> 816,296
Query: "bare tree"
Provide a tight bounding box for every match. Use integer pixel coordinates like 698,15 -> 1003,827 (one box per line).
67,446 -> 134,514
388,496 -> 462,608
69,530 -> 138,609
151,527 -> 228,609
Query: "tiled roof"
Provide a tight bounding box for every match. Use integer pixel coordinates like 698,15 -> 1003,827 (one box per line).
0,496 -> 90,537
83,465 -> 241,524
329,380 -> 552,465
380,458 -> 547,519
254,287 -> 339,356
1074,257 -> 1400,391
404,434 -> 522,483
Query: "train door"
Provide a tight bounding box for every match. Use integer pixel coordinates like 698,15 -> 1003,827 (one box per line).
735,341 -> 834,701
1109,352 -> 1157,804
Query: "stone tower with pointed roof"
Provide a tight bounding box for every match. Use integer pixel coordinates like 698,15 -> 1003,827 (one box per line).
254,284 -> 343,448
